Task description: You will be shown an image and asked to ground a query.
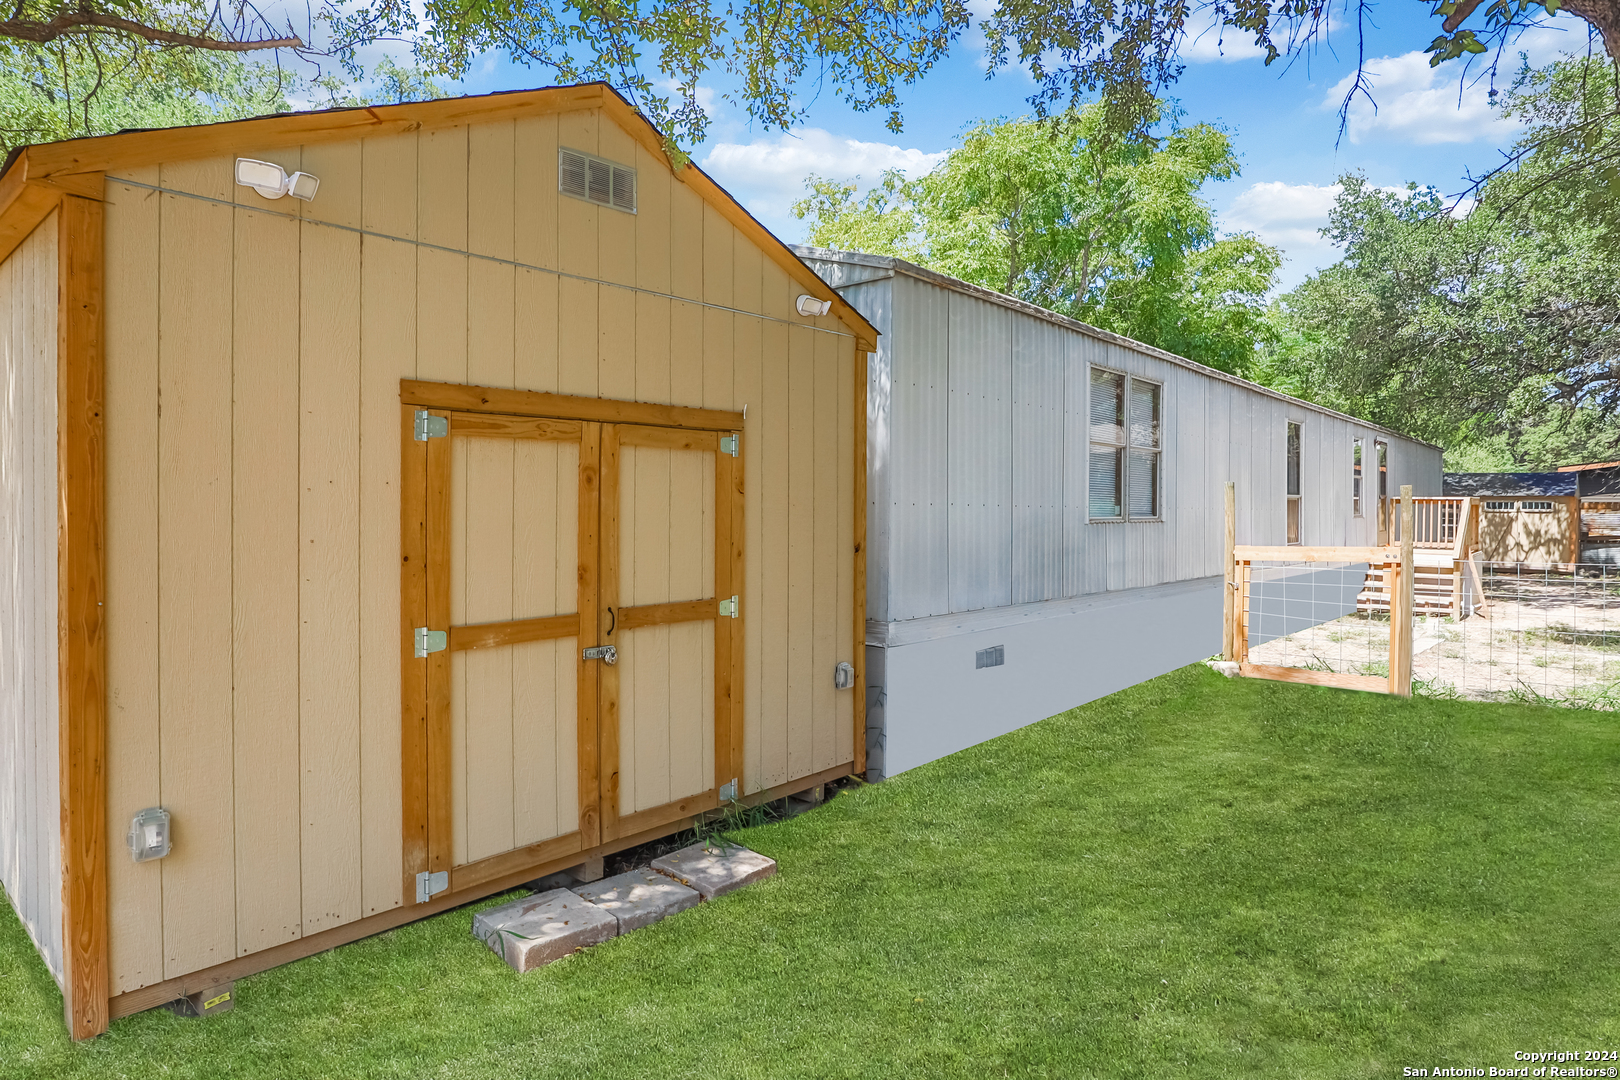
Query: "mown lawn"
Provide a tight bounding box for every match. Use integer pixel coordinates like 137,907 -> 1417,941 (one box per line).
5,664 -> 1620,1079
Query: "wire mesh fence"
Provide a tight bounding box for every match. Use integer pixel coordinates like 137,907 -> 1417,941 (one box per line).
1243,560 -> 1620,708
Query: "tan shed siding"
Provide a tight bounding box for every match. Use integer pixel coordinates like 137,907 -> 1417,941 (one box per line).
0,212 -> 63,987
102,105 -> 859,988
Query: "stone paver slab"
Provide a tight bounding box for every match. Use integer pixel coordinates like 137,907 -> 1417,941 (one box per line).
650,842 -> 776,900
471,888 -> 617,972
572,868 -> 700,932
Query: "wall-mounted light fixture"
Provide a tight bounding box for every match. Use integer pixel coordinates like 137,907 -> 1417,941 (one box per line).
796,294 -> 832,318
235,158 -> 320,202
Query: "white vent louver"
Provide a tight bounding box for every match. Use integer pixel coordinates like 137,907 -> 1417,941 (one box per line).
559,148 -> 636,213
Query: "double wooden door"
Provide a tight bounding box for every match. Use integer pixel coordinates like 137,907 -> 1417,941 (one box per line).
401,393 -> 740,903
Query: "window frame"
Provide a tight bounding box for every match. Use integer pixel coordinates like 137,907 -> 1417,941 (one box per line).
1352,437 -> 1364,518
1086,365 -> 1163,523
1286,420 -> 1303,545
1521,500 -> 1555,512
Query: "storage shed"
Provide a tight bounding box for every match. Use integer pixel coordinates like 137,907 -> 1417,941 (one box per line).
1443,472 -> 1579,566
0,84 -> 874,1037
794,247 -> 1443,779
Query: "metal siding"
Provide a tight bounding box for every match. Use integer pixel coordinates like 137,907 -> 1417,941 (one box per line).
828,258 -> 1444,630
1011,316 -> 1064,603
887,275 -> 949,620
946,292 -> 1012,613
842,279 -> 892,627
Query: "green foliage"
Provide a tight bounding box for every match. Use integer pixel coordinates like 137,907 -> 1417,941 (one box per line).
5,665 -> 1620,1076
0,37 -> 293,156
1257,59 -> 1620,467
795,104 -> 1280,373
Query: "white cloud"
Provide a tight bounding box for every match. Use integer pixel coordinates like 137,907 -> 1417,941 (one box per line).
1223,181 -> 1345,290
1324,14 -> 1586,145
1179,8 -> 1266,64
701,128 -> 945,238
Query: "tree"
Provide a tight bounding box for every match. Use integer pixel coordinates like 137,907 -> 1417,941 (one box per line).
795,105 -> 1280,373
1258,60 -> 1620,468
0,0 -> 1608,158
0,36 -> 293,155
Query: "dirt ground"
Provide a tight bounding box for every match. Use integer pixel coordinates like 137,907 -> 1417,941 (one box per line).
1246,569 -> 1620,707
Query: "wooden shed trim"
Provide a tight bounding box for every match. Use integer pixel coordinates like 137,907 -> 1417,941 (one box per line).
56,193 -> 109,1040
0,84 -> 878,351
401,379 -> 745,431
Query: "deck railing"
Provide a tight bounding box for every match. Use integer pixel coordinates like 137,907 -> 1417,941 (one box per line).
1390,496 -> 1479,558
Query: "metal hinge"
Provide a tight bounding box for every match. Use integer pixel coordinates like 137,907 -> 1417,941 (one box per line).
414,409 -> 448,441
414,627 -> 448,657
718,779 -> 737,802
415,870 -> 448,904
718,595 -> 739,619
720,434 -> 738,457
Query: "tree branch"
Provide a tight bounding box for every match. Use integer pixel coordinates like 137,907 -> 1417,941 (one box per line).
1441,0 -> 1487,34
0,11 -> 301,50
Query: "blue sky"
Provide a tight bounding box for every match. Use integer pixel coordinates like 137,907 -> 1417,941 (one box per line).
367,4 -> 1590,292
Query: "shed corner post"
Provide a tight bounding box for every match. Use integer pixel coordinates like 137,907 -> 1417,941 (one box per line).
1222,482 -> 1236,661
853,345 -> 869,778
56,191 -> 109,1040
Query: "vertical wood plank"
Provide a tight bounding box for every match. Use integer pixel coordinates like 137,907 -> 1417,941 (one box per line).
399,406 -> 428,902
467,120 -> 516,262
597,425 -> 621,837
576,423 -> 602,846
425,421 -> 453,873
758,322 -> 789,789
557,278 -> 598,399
670,300 -> 703,409
103,174 -> 164,995
513,114 -> 559,271
515,269 -> 560,394
714,445 -> 734,796
362,132 -> 417,917
556,109 -> 600,281
634,292 -> 672,405
460,436 -> 515,862
299,221 -> 362,934
596,119 -> 637,290
811,332 -> 838,771
231,204 -> 302,956
156,178 -> 236,979
702,308 -> 733,412
786,328 -> 815,779
57,195 -> 108,1040
843,342 -> 861,771
633,143 -> 671,297
669,178 -> 704,302
599,286 -> 636,401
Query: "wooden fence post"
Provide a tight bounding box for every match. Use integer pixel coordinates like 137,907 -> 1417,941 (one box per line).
1222,482 -> 1236,661
1390,485 -> 1415,696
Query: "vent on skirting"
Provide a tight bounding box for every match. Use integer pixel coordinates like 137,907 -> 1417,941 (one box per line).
975,645 -> 1005,669
559,148 -> 637,213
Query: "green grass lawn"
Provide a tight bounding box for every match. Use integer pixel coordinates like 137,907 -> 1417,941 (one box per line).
6,664 -> 1620,1079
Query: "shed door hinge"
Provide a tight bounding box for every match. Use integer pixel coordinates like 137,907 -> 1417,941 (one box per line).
718,595 -> 739,619
720,434 -> 738,457
414,409 -> 449,441
415,870 -> 449,904
718,779 -> 738,802
415,627 -> 448,657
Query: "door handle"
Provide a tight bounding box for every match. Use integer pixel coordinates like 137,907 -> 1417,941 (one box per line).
606,606 -> 615,636
583,645 -> 617,665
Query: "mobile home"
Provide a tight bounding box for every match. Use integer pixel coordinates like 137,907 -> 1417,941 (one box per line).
794,247 -> 1443,780
0,85 -> 872,1037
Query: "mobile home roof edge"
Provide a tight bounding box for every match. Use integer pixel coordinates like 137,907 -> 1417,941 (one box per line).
0,84 -> 878,350
792,244 -> 1437,450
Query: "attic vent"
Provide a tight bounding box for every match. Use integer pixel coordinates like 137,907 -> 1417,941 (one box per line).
559,147 -> 637,213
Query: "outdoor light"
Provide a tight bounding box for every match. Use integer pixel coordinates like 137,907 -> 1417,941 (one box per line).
235,158 -> 320,202
127,807 -> 171,863
796,294 -> 832,317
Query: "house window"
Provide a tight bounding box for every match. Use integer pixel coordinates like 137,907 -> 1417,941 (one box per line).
1484,500 -> 1515,512
1352,438 -> 1364,517
1287,421 -> 1302,544
1522,500 -> 1555,512
1088,367 -> 1161,520
1375,439 -> 1388,501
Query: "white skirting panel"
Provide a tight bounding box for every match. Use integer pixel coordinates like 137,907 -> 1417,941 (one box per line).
866,576 -> 1221,778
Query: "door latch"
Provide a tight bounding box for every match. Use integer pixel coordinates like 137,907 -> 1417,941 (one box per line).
583,645 -> 617,665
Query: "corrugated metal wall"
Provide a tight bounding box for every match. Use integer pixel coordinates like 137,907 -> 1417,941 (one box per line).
0,211 -> 63,987
802,252 -> 1445,628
